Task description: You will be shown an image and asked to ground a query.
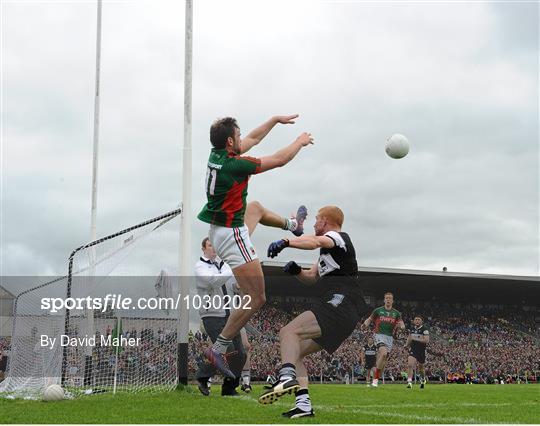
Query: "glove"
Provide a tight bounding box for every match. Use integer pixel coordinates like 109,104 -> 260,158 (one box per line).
283,261 -> 302,275
267,239 -> 289,258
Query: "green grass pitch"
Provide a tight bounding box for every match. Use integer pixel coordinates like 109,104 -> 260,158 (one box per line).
1,384 -> 539,423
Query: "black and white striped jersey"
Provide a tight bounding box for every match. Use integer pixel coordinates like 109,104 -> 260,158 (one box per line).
317,231 -> 364,304
409,325 -> 429,352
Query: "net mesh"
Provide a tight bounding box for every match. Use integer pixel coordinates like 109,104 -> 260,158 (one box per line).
0,208 -> 182,399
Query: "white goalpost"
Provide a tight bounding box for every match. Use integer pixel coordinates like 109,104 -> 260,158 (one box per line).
85,0 -> 102,391
178,0 -> 193,387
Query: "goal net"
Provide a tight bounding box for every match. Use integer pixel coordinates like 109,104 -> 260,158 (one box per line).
0,208 -> 184,399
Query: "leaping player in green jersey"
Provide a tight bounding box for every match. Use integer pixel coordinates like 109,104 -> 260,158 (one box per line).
361,292 -> 405,387
198,115 -> 313,377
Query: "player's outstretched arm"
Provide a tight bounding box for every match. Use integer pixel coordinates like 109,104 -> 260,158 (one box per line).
258,132 -> 313,173
239,114 -> 298,155
288,235 -> 335,250
267,234 -> 333,258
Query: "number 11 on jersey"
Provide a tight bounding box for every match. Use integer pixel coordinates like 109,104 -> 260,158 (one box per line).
205,167 -> 217,196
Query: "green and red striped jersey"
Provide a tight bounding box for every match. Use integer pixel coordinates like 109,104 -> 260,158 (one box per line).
197,148 -> 261,228
371,306 -> 402,336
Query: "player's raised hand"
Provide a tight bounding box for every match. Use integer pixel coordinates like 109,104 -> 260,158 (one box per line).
275,114 -> 299,125
296,132 -> 314,146
267,239 -> 289,258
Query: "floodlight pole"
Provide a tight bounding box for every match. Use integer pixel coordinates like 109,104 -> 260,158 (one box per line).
178,0 -> 193,386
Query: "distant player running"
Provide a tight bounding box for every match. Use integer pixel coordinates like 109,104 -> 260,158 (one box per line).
361,292 -> 405,387
405,315 -> 429,389
361,336 -> 377,386
198,115 -> 313,376
258,206 -> 367,418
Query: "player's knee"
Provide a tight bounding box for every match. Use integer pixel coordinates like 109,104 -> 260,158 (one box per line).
247,200 -> 263,214
250,292 -> 266,310
279,323 -> 295,340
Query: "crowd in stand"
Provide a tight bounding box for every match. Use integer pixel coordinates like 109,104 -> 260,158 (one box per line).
1,301 -> 538,386
189,300 -> 540,384
61,327 -> 178,387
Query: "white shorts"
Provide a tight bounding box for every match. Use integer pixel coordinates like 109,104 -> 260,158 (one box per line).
209,224 -> 258,269
374,333 -> 394,352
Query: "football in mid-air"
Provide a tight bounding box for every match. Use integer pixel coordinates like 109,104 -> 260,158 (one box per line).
385,134 -> 409,159
42,384 -> 64,401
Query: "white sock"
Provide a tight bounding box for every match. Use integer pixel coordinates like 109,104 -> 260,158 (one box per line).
283,218 -> 297,232
212,335 -> 232,354
295,389 -> 311,412
241,370 -> 250,385
279,363 -> 296,381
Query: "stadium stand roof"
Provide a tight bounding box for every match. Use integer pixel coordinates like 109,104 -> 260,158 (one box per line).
261,262 -> 540,306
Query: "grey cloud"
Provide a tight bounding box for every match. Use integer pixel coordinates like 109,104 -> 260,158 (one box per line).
2,1 -> 538,281
489,1 -> 539,53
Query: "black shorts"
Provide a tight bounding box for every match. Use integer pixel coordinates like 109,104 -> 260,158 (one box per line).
310,293 -> 361,354
408,346 -> 426,364
365,357 -> 376,369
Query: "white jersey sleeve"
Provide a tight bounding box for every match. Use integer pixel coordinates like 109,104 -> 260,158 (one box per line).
194,259 -> 237,318
323,231 -> 347,250
194,261 -> 232,292
317,231 -> 347,276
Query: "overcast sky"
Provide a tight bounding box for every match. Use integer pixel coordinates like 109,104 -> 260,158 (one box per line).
1,0 -> 538,295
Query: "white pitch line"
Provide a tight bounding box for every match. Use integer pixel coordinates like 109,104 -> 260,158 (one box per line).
325,407 -> 482,424
237,395 -> 535,410
238,395 -> 534,424
238,396 -> 482,423
336,402 -> 537,409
